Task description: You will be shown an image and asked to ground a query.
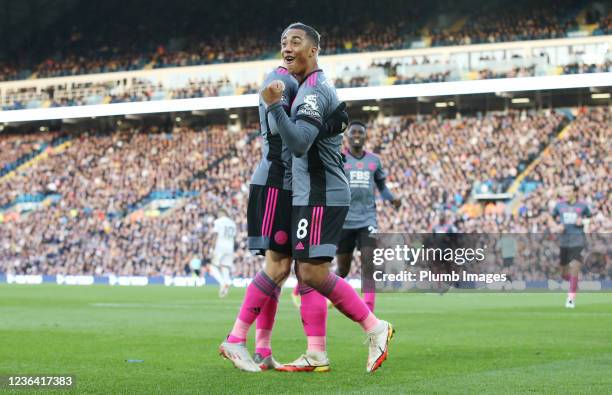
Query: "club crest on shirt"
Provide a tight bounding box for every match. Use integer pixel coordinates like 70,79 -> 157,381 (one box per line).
297,94 -> 322,121
303,94 -> 319,111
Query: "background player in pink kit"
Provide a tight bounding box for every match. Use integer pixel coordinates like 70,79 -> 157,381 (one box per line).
263,23 -> 394,373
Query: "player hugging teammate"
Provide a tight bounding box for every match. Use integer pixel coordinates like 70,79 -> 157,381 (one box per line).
219,22 -> 394,373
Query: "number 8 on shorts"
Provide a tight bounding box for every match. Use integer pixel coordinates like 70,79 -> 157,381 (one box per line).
291,205 -> 349,260
296,218 -> 309,239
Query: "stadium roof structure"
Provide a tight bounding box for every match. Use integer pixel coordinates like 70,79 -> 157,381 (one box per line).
0,0 -> 79,59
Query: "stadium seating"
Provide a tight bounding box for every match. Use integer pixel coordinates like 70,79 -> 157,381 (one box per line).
0,0 -> 608,82
0,133 -> 59,174
519,106 -> 610,234
429,0 -> 582,47
2,54 -> 609,111
1,107 -> 608,279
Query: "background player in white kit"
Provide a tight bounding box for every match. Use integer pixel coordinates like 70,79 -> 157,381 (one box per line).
209,209 -> 237,298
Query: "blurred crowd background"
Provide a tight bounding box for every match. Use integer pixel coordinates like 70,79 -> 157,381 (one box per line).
1,0 -> 609,81
2,0 -> 611,111
1,107 -> 609,279
0,0 -> 610,282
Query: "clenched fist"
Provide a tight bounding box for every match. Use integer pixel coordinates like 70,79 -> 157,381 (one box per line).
261,80 -> 285,106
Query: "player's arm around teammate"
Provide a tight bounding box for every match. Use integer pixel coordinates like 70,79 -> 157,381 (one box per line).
264,23 -> 394,373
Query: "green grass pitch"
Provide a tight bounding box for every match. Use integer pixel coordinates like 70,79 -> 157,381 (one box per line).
1,284 -> 611,394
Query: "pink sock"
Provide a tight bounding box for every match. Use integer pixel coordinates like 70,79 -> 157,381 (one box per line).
254,291 -> 280,357
360,312 -> 380,332
307,336 -> 326,353
363,292 -> 376,312
568,275 -> 578,300
317,273 -> 378,333
255,329 -> 272,358
228,320 -> 250,343
299,283 -> 328,352
293,284 -> 299,296
228,271 -> 279,343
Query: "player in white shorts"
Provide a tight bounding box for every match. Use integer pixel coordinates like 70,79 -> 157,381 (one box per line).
208,209 -> 237,298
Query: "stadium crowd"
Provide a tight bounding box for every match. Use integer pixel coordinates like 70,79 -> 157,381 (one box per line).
0,125 -> 246,211
0,132 -> 59,176
521,107 -> 611,234
368,111 -> 567,233
0,0 -> 608,81
0,124 -> 254,276
562,60 -> 612,75
4,54 -> 610,111
34,55 -> 151,79
477,66 -> 536,80
1,107 -> 609,281
0,63 -> 25,82
429,1 -> 582,47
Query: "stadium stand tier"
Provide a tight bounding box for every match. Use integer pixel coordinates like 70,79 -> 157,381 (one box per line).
1,107 -> 609,280
0,0 -> 609,81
